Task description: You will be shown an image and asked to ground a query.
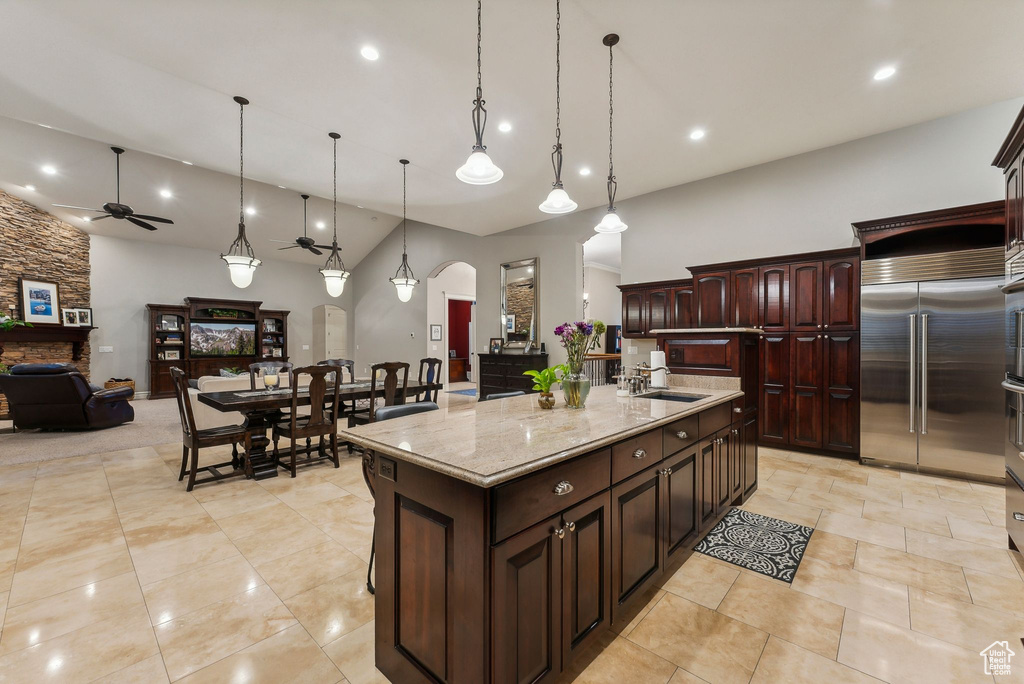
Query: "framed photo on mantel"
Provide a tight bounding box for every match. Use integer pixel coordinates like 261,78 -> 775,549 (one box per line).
19,277 -> 61,325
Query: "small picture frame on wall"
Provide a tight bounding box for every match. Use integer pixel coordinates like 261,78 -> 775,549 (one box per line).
75,308 -> 93,328
505,314 -> 516,333
164,349 -> 181,361
449,349 -> 457,358
489,338 -> 503,354
62,309 -> 79,327
430,324 -> 442,341
19,277 -> 61,325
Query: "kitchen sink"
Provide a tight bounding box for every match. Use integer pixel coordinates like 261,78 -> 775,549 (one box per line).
640,391 -> 709,403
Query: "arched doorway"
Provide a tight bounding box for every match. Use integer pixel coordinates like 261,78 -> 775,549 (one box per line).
426,261 -> 477,391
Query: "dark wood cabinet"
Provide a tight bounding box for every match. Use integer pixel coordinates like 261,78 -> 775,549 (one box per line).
824,258 -> 859,331
646,288 -> 671,334
758,265 -> 789,332
729,421 -> 743,499
716,429 -> 733,510
479,353 -> 548,399
694,271 -> 731,328
742,412 -> 758,497
697,437 -> 717,529
671,282 -> 694,329
995,104 -> 1024,254
610,463 -> 663,613
561,492 -> 612,666
619,283 -> 684,338
663,444 -> 699,565
789,261 -> 823,331
790,334 -> 823,449
758,333 -> 790,446
731,268 -> 759,328
823,332 -> 860,453
622,290 -> 646,338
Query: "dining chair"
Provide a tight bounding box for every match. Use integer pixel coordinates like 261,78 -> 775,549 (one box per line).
271,365 -> 342,477
317,358 -> 355,384
363,400 -> 439,594
414,357 -> 443,402
248,361 -> 294,391
481,390 -> 526,401
170,367 -> 247,491
348,361 -> 409,427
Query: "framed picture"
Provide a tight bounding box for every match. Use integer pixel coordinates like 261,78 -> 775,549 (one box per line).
449,349 -> 457,358
62,308 -> 79,327
489,337 -> 503,354
430,324 -> 442,341
505,314 -> 516,333
160,315 -> 179,331
75,308 -> 93,328
19,277 -> 61,325
164,349 -> 181,361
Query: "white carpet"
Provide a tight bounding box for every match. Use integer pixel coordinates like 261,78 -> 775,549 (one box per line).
0,398 -> 182,465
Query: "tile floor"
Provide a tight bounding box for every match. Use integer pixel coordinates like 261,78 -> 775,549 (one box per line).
0,433 -> 1022,682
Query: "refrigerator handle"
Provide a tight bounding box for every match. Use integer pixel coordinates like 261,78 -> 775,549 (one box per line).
921,314 -> 928,435
909,314 -> 916,433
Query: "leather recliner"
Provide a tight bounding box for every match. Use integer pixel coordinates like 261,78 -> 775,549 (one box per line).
0,363 -> 135,430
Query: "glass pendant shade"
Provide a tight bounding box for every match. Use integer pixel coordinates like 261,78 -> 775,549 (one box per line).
222,254 -> 261,288
456,150 -> 503,185
539,186 -> 577,214
392,277 -> 417,302
594,209 -> 627,234
321,268 -> 349,297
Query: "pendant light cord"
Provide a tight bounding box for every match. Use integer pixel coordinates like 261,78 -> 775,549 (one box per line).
332,136 -> 338,243
402,162 -> 408,255
554,0 -> 561,147
469,0 -> 488,150
476,0 -> 482,97
606,41 -> 617,209
115,152 -> 121,204
239,99 -> 245,225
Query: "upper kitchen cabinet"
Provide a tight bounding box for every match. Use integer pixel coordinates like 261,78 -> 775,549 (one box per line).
621,287 -> 646,338
619,282 -> 684,338
758,264 -> 789,332
731,268 -> 759,328
671,282 -> 694,329
646,287 -> 672,334
789,261 -> 823,331
823,257 -> 859,330
693,271 -> 731,328
993,103 -> 1024,256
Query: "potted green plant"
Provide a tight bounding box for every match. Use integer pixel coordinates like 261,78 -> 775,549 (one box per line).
523,365 -> 565,409
0,315 -> 31,332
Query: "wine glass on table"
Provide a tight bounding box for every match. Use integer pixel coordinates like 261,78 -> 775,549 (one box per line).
263,367 -> 280,394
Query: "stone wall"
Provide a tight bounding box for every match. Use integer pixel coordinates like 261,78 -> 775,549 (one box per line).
506,280 -> 535,337
0,189 -> 91,376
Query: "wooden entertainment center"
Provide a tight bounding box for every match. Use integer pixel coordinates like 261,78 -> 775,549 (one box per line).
146,297 -> 289,399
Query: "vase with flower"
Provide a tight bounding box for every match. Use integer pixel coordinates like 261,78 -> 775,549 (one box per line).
554,320 -> 606,409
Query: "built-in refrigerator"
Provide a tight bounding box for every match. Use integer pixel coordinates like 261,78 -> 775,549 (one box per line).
860,247 -> 1005,481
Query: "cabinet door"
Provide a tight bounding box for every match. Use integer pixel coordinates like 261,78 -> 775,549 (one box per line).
824,258 -> 860,331
790,334 -> 823,449
492,514 -> 563,684
562,492 -> 612,665
716,431 -> 731,510
698,437 -> 717,530
671,283 -> 694,329
742,412 -> 758,497
758,265 -> 790,332
758,334 -> 790,446
823,332 -> 860,453
695,271 -> 731,328
1007,162 -> 1021,252
611,463 -> 663,613
790,261 -> 823,332
731,268 -> 759,328
729,421 -> 743,500
622,290 -> 646,338
646,288 -> 671,334
663,444 -> 699,564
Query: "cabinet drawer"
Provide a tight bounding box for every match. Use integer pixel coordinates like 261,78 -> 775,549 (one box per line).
492,449 -> 611,543
663,415 -> 699,456
1007,470 -> 1024,554
700,403 -> 732,438
612,430 -> 663,483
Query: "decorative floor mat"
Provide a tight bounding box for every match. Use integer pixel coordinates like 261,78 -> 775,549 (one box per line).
448,388 -> 477,396
694,508 -> 813,583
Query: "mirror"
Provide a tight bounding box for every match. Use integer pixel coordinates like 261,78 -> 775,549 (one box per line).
501,257 -> 539,347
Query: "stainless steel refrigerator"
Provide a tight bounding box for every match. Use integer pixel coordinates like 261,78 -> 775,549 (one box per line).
860,248 -> 1005,481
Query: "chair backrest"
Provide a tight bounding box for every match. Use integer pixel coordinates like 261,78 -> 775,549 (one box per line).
169,367 -> 197,439
417,357 -> 442,402
369,361 -> 409,420
0,364 -> 93,405
289,365 -> 341,431
317,358 -> 355,384
481,390 -> 526,402
249,362 -> 294,391
375,401 -> 439,422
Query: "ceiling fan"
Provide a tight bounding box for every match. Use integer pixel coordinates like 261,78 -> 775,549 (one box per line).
53,146 -> 174,231
271,194 -> 331,256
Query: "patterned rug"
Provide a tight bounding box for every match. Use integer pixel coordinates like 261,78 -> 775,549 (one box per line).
448,388 -> 477,397
694,508 -> 813,583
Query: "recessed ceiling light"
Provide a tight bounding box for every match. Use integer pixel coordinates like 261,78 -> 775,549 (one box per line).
245,206 -> 256,216
38,123 -> 52,129
498,121 -> 512,133
181,160 -> 194,165
579,167 -> 591,176
315,221 -> 326,229
159,188 -> 173,198
40,165 -> 56,175
360,45 -> 380,61
82,216 -> 91,222
873,65 -> 896,81
689,128 -> 706,141
357,205 -> 364,209
24,184 -> 35,191
277,185 -> 286,189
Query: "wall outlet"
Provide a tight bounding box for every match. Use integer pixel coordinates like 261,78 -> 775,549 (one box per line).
627,345 -> 637,355
302,344 -> 310,351
432,344 -> 438,351
98,345 -> 114,353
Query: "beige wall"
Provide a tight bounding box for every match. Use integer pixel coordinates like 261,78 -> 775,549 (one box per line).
583,265 -> 622,337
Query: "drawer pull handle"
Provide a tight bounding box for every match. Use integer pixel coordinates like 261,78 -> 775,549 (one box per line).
554,527 -> 565,539
732,429 -> 739,435
633,448 -> 648,459
566,521 -> 576,532
553,480 -> 574,496
659,467 -> 673,476
733,407 -> 742,414
675,430 -> 688,440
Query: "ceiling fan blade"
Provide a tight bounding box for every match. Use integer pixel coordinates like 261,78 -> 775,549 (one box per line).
277,245 -> 299,251
131,214 -> 173,224
306,247 -> 323,256
269,239 -> 295,244
89,214 -> 113,221
126,217 -> 158,231
53,204 -> 105,212
313,245 -> 333,250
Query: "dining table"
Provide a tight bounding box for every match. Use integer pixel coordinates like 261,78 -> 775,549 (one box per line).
198,380 -> 442,479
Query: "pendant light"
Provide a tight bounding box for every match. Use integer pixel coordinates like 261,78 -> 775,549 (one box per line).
389,159 -> 419,302
538,0 -> 577,214
594,34 -> 627,234
320,132 -> 350,298
221,96 -> 261,287
455,0 -> 503,185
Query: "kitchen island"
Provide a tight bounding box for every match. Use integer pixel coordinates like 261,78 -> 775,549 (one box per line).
340,385 -> 758,683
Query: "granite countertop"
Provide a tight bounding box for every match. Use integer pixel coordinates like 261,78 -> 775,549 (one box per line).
650,327 -> 761,334
339,385 -> 741,488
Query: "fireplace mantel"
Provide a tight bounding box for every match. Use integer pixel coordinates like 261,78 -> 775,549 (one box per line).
0,325 -> 95,363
